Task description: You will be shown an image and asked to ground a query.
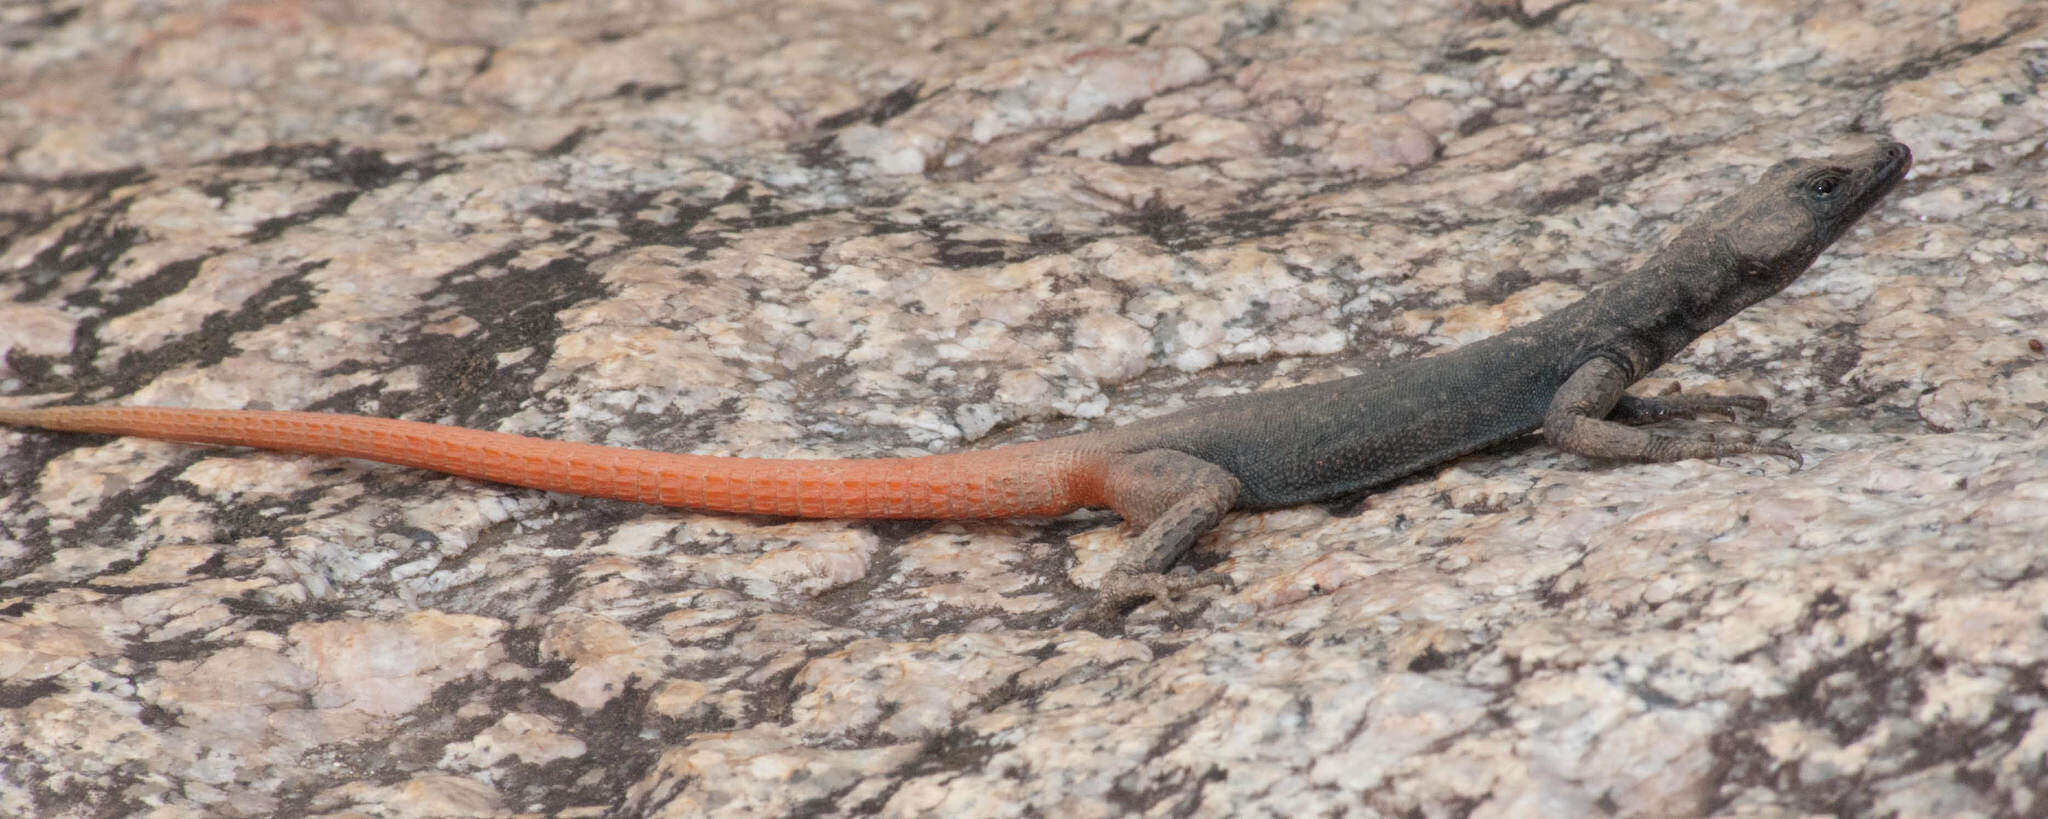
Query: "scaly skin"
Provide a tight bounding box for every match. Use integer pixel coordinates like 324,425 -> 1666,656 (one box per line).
0,405 -> 1110,518
0,140 -> 1911,628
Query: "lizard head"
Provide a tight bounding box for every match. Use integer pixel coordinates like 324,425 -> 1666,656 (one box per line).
1714,139 -> 1912,282
1608,139 -> 1910,362
1629,139 -> 1910,345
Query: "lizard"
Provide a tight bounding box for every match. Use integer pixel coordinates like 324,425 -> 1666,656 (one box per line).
0,139 -> 1910,627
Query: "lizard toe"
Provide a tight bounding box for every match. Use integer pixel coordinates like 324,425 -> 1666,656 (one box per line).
1709,395 -> 1771,417
1063,568 -> 1231,630
1755,441 -> 1803,466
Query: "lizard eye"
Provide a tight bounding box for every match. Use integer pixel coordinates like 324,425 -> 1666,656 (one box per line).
1807,174 -> 1842,199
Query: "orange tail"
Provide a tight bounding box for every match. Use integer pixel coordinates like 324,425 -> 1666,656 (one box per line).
0,406 -> 1108,519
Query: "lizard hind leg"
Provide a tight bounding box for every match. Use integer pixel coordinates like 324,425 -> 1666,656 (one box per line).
1064,449 -> 1240,630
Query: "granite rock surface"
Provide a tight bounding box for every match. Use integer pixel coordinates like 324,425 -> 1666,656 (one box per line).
1,0 -> 2045,816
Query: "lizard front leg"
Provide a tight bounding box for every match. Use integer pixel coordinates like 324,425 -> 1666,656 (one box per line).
1546,357 -> 1799,463
1064,449 -> 1239,630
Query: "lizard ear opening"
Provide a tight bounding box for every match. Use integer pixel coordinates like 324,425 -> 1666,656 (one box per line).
1725,204 -> 1814,272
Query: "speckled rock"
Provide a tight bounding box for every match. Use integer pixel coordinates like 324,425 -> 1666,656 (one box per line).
2,0 -> 2044,816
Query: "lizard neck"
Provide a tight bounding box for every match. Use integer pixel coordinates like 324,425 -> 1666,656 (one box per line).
1556,233 -> 1764,379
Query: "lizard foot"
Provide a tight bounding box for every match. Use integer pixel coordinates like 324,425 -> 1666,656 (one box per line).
1062,568 -> 1231,631
1615,393 -> 1771,425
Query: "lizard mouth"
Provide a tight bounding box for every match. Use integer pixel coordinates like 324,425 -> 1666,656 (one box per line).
1860,140 -> 1912,205
1828,140 -> 1911,234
